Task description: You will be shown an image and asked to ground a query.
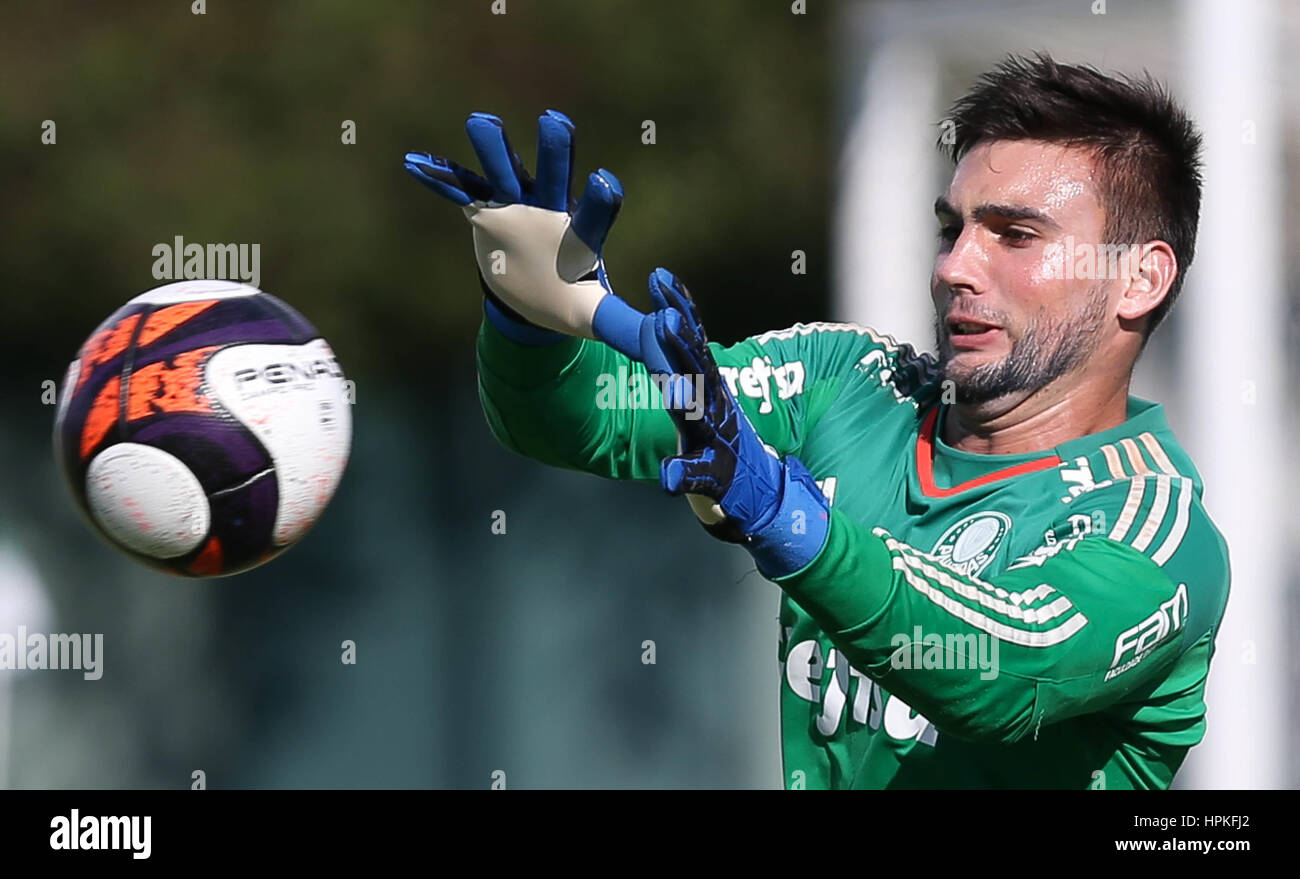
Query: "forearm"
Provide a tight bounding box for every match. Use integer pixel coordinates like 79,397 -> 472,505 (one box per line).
476,314 -> 676,482
773,510 -> 1187,743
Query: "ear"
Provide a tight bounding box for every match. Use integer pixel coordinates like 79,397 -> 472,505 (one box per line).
1117,241 -> 1177,324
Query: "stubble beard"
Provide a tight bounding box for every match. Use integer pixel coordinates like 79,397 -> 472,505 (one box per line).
937,285 -> 1110,406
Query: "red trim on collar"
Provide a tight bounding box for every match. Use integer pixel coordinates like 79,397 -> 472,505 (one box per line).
916,407 -> 1062,498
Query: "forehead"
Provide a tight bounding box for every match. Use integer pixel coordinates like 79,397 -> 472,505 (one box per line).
945,139 -> 1101,214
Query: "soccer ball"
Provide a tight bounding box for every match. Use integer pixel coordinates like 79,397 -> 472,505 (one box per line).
53,280 -> 352,577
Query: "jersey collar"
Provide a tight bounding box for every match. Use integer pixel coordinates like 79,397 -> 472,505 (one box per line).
915,397 -> 1170,498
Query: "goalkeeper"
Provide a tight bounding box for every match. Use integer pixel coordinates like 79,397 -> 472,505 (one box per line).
405,54 -> 1230,790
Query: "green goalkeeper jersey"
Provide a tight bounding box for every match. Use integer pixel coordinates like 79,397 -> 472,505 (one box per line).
476,316 -> 1231,790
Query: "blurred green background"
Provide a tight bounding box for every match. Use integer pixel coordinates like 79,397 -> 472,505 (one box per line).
0,0 -> 831,787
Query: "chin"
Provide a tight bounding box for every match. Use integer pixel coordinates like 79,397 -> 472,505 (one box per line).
942,348 -> 998,376
940,354 -> 1008,403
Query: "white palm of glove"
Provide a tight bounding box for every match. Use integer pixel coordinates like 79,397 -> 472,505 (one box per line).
464,201 -> 607,339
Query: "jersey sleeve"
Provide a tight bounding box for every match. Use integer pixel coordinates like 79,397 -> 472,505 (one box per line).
771,482 -> 1229,744
475,315 -> 932,483
711,321 -> 938,459
1052,472 -> 1232,644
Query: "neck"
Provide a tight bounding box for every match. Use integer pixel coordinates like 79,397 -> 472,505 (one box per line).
942,374 -> 1131,455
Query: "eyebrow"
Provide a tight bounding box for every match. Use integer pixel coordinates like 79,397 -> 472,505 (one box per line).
933,196 -> 1061,230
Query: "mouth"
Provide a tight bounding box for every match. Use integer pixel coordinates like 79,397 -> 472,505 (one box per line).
945,317 -> 1003,350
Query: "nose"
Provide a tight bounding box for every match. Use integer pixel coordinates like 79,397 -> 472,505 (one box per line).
934,227 -> 986,296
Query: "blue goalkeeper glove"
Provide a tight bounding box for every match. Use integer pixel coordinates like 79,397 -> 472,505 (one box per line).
404,111 -> 660,366
648,268 -> 830,578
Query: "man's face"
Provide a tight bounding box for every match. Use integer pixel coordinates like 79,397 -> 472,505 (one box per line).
931,139 -> 1115,405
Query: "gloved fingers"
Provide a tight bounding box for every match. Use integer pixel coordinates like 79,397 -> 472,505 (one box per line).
533,110 -> 575,212
660,372 -> 698,414
650,273 -> 719,409
657,316 -> 731,442
685,324 -> 733,409
655,312 -> 717,408
649,268 -> 704,338
654,307 -> 705,379
648,266 -> 672,312
466,112 -> 525,203
661,454 -> 724,499
657,304 -> 726,407
403,152 -> 493,206
571,169 -> 623,254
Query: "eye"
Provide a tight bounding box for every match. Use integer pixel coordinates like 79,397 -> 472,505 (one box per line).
936,224 -> 960,244
999,227 -> 1035,245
